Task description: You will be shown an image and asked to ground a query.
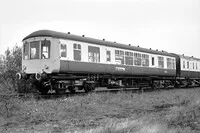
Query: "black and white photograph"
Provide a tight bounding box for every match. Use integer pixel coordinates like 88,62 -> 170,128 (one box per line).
0,0 -> 200,132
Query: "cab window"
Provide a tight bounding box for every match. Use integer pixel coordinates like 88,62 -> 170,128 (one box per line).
41,40 -> 50,59
60,44 -> 67,58
23,41 -> 29,60
30,41 -> 40,59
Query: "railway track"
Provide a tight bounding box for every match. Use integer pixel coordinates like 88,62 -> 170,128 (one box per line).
16,85 -> 199,99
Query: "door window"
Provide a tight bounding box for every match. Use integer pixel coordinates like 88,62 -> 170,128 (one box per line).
23,41 -> 29,60
60,44 -> 67,58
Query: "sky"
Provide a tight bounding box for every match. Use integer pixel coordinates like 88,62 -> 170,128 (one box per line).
0,0 -> 200,58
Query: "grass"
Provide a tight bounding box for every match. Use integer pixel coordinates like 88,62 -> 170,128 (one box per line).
0,88 -> 200,133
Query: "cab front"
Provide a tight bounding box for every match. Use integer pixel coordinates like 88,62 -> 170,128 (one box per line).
21,37 -> 60,78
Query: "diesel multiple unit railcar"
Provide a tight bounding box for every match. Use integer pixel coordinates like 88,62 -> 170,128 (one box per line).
16,30 -> 200,94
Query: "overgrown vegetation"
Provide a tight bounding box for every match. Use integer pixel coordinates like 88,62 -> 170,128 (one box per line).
0,88 -> 200,133
0,45 -> 23,132
0,45 -> 22,92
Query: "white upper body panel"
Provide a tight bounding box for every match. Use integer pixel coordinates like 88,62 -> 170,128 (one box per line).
59,39 -> 176,70
180,55 -> 200,72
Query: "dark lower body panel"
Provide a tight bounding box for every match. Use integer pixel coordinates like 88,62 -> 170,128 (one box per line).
59,60 -> 176,78
180,70 -> 200,79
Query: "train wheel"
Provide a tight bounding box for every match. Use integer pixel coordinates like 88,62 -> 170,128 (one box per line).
68,86 -> 75,93
55,89 -> 66,94
84,83 -> 95,93
39,88 -> 49,95
83,84 -> 90,93
37,82 -> 49,95
29,75 -> 38,93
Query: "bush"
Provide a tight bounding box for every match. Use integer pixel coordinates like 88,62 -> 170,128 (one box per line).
0,45 -> 22,92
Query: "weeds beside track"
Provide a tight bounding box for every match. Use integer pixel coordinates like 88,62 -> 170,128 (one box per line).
15,86 -> 200,99
1,87 -> 200,132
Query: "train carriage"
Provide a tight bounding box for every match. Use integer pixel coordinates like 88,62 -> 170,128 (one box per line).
18,30 -> 185,94
176,55 -> 200,87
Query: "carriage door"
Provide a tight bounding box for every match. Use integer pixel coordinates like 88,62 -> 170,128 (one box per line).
105,48 -> 113,73
59,41 -> 70,71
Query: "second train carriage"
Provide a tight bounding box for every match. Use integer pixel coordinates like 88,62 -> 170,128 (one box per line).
17,30 -> 199,94
176,55 -> 200,87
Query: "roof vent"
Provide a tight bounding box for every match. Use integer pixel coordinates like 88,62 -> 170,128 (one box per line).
82,35 -> 85,37
137,45 -> 139,47
162,50 -> 164,52
68,32 -> 70,34
114,41 -> 116,43
103,39 -> 105,41
182,54 -> 184,56
192,56 -> 193,58
150,48 -> 151,50
156,49 -> 158,51
129,44 -> 131,46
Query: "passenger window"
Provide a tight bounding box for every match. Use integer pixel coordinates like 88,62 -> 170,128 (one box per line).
152,57 -> 155,66
115,50 -> 124,65
158,56 -> 164,68
183,61 -> 185,69
167,58 -> 172,69
187,62 -> 189,69
106,50 -> 111,62
167,58 -> 176,69
134,53 -> 141,66
193,62 -> 195,69
23,41 -> 29,60
196,63 -> 198,70
172,59 -> 176,69
60,44 -> 67,58
30,41 -> 40,59
73,43 -> 81,61
41,40 -> 50,59
142,54 -> 149,66
125,51 -> 133,65
88,46 -> 100,63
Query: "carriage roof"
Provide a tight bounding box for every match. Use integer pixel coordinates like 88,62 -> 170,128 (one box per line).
23,30 -> 176,57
